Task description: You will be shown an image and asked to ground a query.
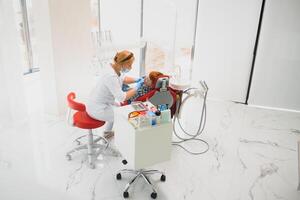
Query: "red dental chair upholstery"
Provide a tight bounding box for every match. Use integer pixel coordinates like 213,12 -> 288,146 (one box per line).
66,92 -> 108,169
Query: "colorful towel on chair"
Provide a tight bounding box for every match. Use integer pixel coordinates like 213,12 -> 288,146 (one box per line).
122,84 -> 152,104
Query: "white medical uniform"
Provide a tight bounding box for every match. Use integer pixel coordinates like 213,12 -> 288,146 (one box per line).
86,64 -> 126,124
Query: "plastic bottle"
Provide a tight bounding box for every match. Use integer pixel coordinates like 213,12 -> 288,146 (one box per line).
160,109 -> 171,123
147,111 -> 157,126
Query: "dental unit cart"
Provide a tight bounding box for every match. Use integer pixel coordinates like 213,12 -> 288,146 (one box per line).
114,101 -> 172,169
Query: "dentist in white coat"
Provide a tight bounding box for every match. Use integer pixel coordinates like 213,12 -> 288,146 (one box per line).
86,50 -> 144,139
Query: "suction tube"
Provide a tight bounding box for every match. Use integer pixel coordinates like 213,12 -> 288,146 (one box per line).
172,81 -> 209,155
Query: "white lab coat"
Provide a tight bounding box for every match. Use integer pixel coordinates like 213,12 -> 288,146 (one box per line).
86,64 -> 126,122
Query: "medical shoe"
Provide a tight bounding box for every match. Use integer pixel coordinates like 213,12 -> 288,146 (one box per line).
104,146 -> 121,157
103,130 -> 114,140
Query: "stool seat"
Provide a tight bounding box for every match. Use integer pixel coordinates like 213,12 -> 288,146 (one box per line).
73,111 -> 105,129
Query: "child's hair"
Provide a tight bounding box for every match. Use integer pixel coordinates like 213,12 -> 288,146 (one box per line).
149,71 -> 163,86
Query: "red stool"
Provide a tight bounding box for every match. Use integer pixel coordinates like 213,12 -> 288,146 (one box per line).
66,92 -> 108,169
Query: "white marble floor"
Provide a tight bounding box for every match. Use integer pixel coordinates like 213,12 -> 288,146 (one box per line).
0,76 -> 299,200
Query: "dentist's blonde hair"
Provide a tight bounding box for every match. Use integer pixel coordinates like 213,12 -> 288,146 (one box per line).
114,50 -> 134,65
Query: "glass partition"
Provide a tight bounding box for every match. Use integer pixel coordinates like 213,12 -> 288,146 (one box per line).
143,0 -> 198,86
143,0 -> 177,75
91,0 -> 142,78
93,0 -> 199,83
172,0 -> 198,86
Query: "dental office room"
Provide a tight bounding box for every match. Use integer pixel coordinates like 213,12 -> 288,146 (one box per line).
1,0 -> 300,199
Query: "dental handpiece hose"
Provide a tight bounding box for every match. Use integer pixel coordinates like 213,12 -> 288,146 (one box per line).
172,83 -> 209,155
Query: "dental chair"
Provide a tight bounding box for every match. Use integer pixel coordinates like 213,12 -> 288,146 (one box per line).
134,75 -> 178,117
66,92 -> 109,169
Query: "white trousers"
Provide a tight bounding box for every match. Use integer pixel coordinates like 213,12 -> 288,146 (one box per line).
105,121 -> 114,131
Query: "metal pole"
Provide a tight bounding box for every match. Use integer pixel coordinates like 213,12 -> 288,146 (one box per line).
139,0 -> 146,77
97,0 -> 102,47
190,0 -> 199,81
298,140 -> 300,190
98,0 -> 101,34
169,2 -> 177,69
20,0 -> 33,72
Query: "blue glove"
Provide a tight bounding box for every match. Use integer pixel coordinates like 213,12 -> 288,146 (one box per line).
135,77 -> 143,83
135,79 -> 144,90
122,84 -> 130,92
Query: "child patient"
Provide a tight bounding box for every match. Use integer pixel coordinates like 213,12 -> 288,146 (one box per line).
123,71 -> 164,104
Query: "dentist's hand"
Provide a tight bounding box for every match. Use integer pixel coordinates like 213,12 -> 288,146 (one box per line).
134,79 -> 144,90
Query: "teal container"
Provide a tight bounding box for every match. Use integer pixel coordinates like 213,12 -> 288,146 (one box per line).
160,109 -> 171,123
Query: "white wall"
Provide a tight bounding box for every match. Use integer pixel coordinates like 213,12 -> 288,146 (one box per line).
100,0 -> 140,45
33,0 -> 94,115
249,0 -> 300,111
0,0 -> 28,126
32,0 -> 58,115
100,0 -> 141,78
192,0 -> 262,102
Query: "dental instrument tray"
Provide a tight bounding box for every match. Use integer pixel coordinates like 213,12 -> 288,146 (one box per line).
131,102 -> 146,111
127,102 -> 170,129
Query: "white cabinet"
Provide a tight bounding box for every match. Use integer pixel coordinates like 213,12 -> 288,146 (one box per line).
114,105 -> 172,169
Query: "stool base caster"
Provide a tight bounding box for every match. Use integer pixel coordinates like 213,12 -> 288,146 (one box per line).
88,163 -> 95,169
122,159 -> 127,165
66,154 -> 72,161
160,174 -> 166,182
151,192 -> 157,199
123,191 -> 129,198
116,173 -> 122,180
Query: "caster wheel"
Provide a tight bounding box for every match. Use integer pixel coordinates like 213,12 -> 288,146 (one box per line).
66,154 -> 72,161
122,160 -> 128,165
89,163 -> 95,169
151,192 -> 157,199
123,191 -> 129,198
160,174 -> 166,182
116,173 -> 122,180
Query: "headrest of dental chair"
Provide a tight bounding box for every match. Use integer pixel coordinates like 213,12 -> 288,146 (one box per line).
153,75 -> 170,91
145,75 -> 175,108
